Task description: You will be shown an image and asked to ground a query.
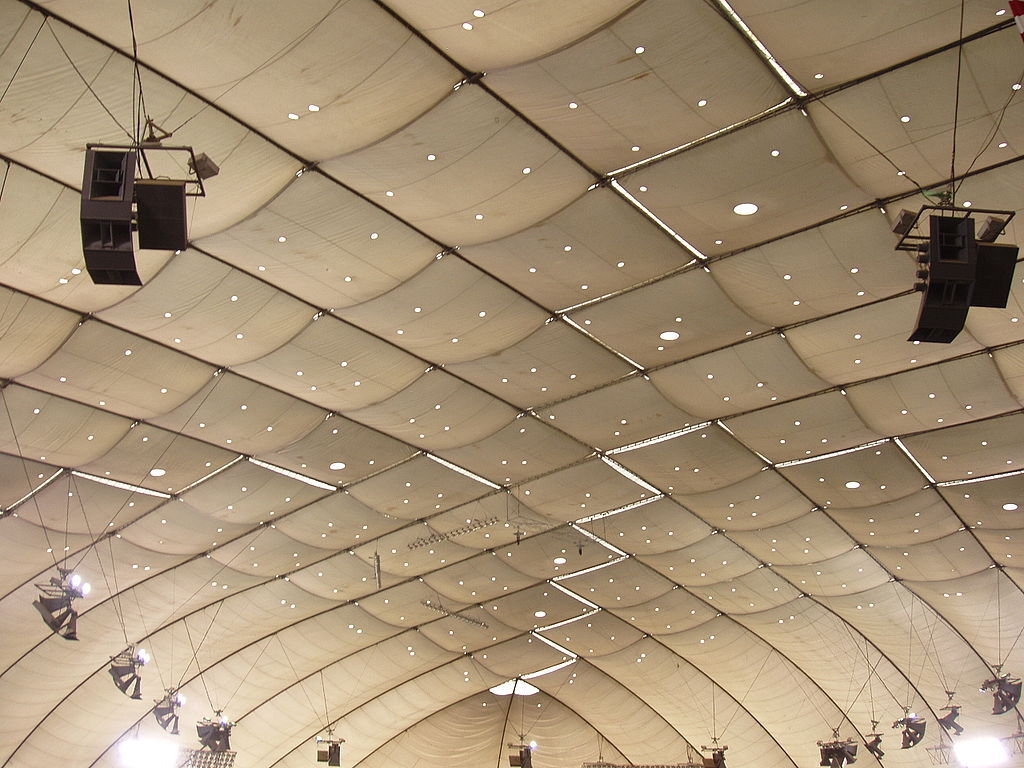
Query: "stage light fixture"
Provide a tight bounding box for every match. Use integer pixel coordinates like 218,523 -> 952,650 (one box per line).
864,734 -> 884,760
188,153 -> 220,181
893,714 -> 926,749
316,731 -> 345,767
508,742 -> 534,768
938,704 -> 963,735
818,737 -> 857,767
109,645 -> 150,699
700,744 -> 727,768
196,713 -> 234,752
32,569 -> 90,640
154,689 -> 185,734
981,673 -> 1022,715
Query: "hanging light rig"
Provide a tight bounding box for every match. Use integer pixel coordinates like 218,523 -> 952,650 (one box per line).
863,724 -> 884,761
700,740 -> 727,768
153,688 -> 186,734
109,645 -> 150,699
981,667 -> 1023,715
316,729 -> 345,766
32,568 -> 90,640
892,709 -> 927,749
937,691 -> 964,736
182,711 -> 237,768
817,729 -> 857,768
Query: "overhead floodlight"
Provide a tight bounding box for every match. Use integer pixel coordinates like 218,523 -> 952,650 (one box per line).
864,734 -> 884,760
153,689 -> 185,734
938,704 -> 963,735
818,737 -> 857,767
893,714 -> 926,749
981,672 -> 1022,715
701,744 -> 727,768
316,730 -> 345,767
953,737 -> 1010,768
508,743 -> 534,768
32,569 -> 90,640
196,713 -> 234,752
188,153 -> 220,181
109,645 -> 150,699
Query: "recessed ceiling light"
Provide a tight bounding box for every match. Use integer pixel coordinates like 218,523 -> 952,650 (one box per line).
845,481 -> 861,489
733,202 -> 758,215
1004,503 -> 1019,511
149,468 -> 166,477
697,99 -> 708,107
329,462 -> 346,471
659,331 -> 680,341
287,113 -> 299,120
814,73 -> 824,79
308,104 -> 320,112
900,115 -> 911,123
462,21 -> 473,30
534,610 -> 546,618
770,149 -> 780,157
553,557 -> 566,565
473,9 -> 485,17
635,46 -> 645,54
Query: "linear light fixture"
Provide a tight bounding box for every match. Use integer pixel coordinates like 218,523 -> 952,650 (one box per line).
599,455 -> 661,495
71,470 -> 172,499
775,438 -> 890,468
575,494 -> 664,524
610,180 -> 706,261
892,437 -> 937,484
607,423 -> 712,455
424,453 -> 502,489
247,457 -> 337,490
2,468 -> 64,514
712,0 -> 807,97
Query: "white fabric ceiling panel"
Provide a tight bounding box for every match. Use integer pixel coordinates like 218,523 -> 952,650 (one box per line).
730,507 -> 854,567
995,343 -> 1024,403
511,457 -> 651,523
778,440 -> 927,507
0,385 -> 133,466
869,530 -> 991,583
571,267 -> 768,367
845,353 -> 1019,437
621,110 -> 873,255
177,460 -> 332,526
97,250 -> 312,365
0,287 -> 79,378
345,455 -> 492,521
232,318 -> 427,413
729,0 -> 1008,88
641,533 -> 758,588
283,548 -> 396,604
941,472 -> 1024,529
423,551 -> 544,607
712,209 -> 911,319
447,321 -> 635,408
784,294 -> 984,384
694,567 -> 798,616
118,497 -> 249,556
485,0 -> 787,173
557,556 -> 674,610
320,85 -> 593,246
540,609 -> 643,658
257,414 -> 416,486
902,412 -> 1024,482
437,416 -> 592,485
419,493 -> 554,551
474,633 -> 571,679
335,256 -> 550,365
650,334 -> 828,420
148,372 -> 327,454
0,453 -> 58,509
460,187 -> 686,312
810,29 -> 1024,199
579,496 -> 709,555
538,376 -> 698,451
724,390 -> 882,464
77,421 -> 237,494
343,369 -> 516,451
209,524 -> 335,582
771,548 -> 891,597
612,424 -> 764,494
385,0 -> 636,72
671,468 -> 811,532
17,320 -> 214,418
484,528 -> 608,582
197,172 -> 441,311
828,489 -> 964,547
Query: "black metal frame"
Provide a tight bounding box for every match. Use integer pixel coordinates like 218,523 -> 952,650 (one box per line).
85,143 -> 208,197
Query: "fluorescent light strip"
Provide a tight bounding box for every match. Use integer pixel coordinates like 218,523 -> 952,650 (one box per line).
938,467 -> 1024,487
892,437 -> 937,485
247,457 -> 337,491
551,555 -> 628,584
599,455 -> 661,495
176,455 -> 245,493
535,608 -> 601,633
530,631 -> 578,659
571,522 -> 631,558
3,468 -> 64,512
425,453 -> 502,490
608,98 -> 793,176
607,423 -> 713,455
522,658 -> 577,679
713,0 -> 807,97
575,494 -> 663,524
775,438 -> 890,468
561,316 -> 646,371
71,470 -> 172,499
610,180 -> 706,260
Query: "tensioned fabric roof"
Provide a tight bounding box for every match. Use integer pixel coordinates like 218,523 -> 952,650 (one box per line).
0,2 -> 1023,768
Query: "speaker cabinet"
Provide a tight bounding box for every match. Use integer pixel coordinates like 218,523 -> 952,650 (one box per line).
136,179 -> 187,251
81,149 -> 140,285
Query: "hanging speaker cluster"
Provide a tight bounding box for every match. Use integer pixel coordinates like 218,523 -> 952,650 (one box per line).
80,143 -> 214,286
893,205 -> 1018,343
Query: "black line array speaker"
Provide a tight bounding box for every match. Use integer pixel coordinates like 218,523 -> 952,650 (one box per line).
81,148 -> 140,285
136,179 -> 187,251
909,215 -> 1019,342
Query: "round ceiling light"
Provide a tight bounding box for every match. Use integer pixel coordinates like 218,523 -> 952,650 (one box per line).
733,202 -> 759,216
660,331 -> 680,341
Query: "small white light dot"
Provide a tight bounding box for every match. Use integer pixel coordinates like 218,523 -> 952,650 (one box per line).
697,99 -> 708,107
287,113 -> 299,120
900,115 -> 911,123
308,104 -> 320,112
462,22 -> 473,30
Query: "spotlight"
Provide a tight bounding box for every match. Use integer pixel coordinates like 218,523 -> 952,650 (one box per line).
700,744 -> 727,768
864,734 -> 884,760
109,645 -> 149,699
316,731 -> 345,767
892,209 -> 916,235
508,742 -> 534,768
981,673 -> 1022,715
818,738 -> 857,767
196,712 -> 234,752
893,714 -> 926,749
188,153 -> 220,181
977,216 -> 1007,243
32,569 -> 90,640
154,689 -> 185,734
938,704 -> 964,735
